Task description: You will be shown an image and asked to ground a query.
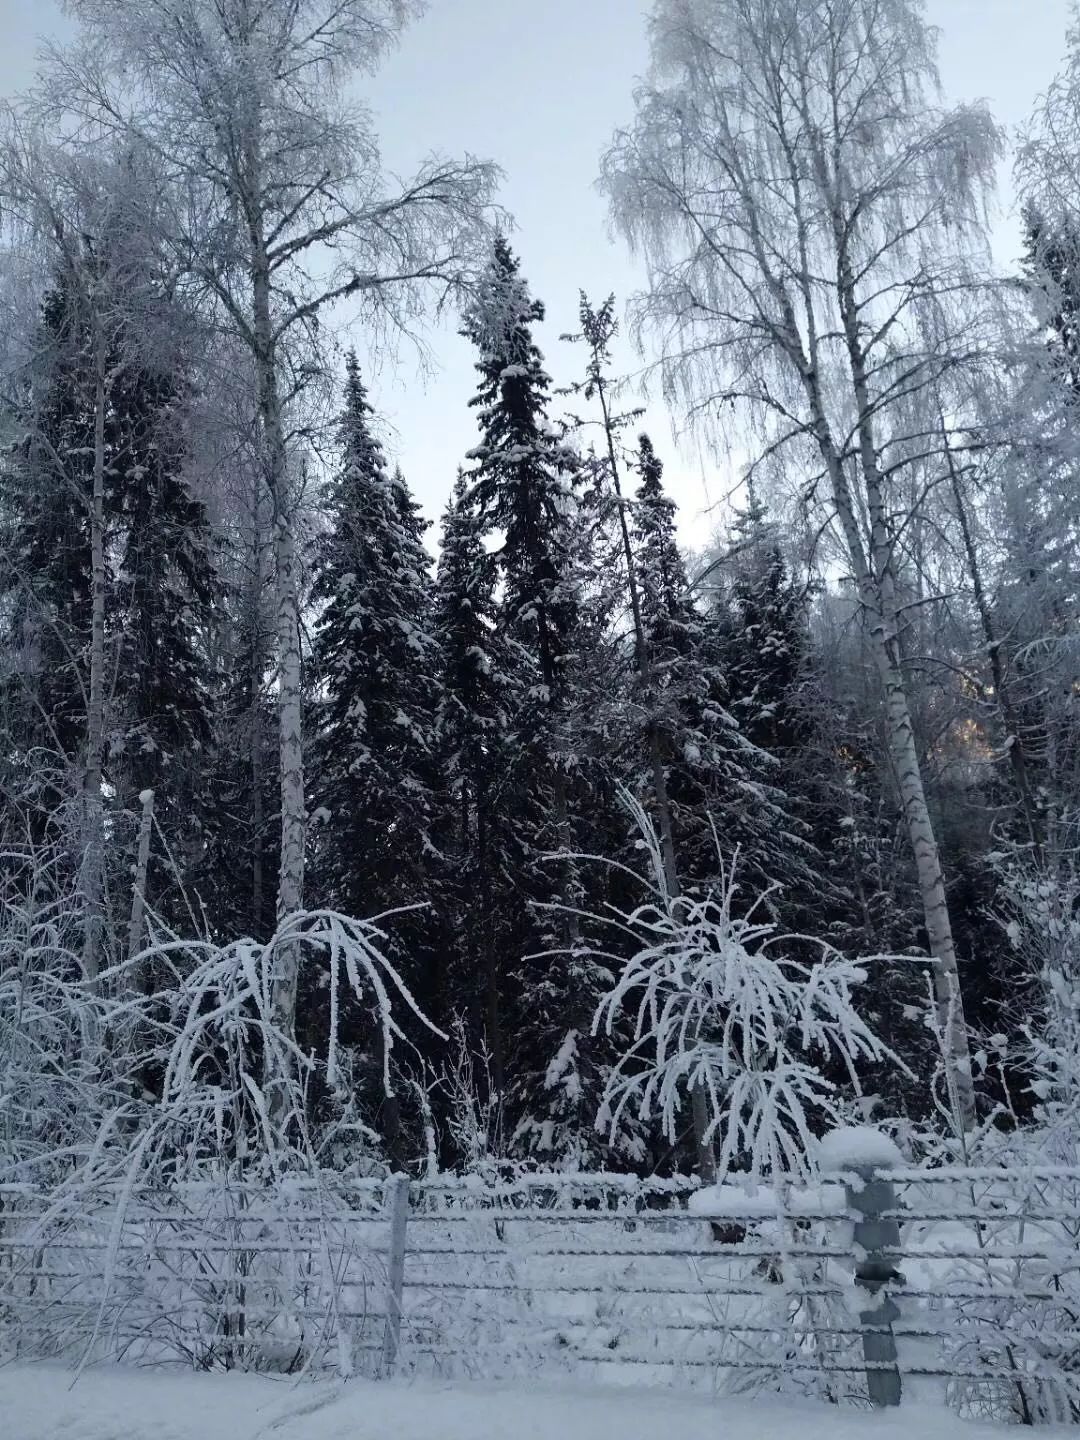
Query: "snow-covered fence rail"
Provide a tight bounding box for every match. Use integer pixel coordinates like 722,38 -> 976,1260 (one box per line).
2,1163 -> 1080,1420
390,1163 -> 1080,1419
392,1170 -> 859,1395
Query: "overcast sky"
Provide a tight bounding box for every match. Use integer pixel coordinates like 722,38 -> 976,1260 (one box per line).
2,0 -> 1074,542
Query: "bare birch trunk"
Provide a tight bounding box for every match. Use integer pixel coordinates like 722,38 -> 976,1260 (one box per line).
248,491 -> 267,938
249,201 -> 305,1113
825,244 -> 976,1130
832,464 -> 974,1127
82,313 -> 107,989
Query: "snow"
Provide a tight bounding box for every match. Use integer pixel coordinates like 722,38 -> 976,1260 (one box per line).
0,1367 -> 1065,1440
688,1178 -> 846,1218
819,1125 -> 905,1173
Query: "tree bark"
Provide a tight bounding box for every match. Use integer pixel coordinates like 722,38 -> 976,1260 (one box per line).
248,494 -> 267,939
82,310 -> 107,989
250,213 -> 305,1063
821,236 -> 976,1130
243,133 -> 306,1120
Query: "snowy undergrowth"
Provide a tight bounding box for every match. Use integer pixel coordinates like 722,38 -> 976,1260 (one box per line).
0,893 -> 438,1377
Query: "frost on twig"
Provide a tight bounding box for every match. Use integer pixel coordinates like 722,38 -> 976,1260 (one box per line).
573,792 -> 900,1181
90,906 -> 446,1182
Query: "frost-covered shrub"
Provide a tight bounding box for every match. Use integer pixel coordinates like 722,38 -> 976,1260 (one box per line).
1,1171 -> 388,1373
588,796 -> 896,1181
0,847 -> 120,1189
1,905 -> 440,1372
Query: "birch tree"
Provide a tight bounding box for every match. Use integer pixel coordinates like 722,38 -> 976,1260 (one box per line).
601,0 -> 1001,1127
44,0 -> 498,1043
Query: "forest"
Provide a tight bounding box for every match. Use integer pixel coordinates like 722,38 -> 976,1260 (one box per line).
0,0 -> 1079,1202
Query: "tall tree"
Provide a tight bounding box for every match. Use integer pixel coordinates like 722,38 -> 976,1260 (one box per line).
0,142 -> 215,959
432,469 -> 513,1098
306,359 -> 442,1160
50,0 -> 497,1068
309,354 -> 439,937
602,0 -> 1001,1126
109,357 -> 216,919
460,239 -> 600,1163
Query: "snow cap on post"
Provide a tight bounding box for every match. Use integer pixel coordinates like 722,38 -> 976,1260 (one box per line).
818,1125 -> 904,1175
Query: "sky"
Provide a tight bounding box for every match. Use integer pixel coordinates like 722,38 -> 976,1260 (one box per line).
1,0 -> 1075,543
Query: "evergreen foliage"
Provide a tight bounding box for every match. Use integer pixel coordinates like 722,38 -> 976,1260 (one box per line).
309,354 -> 440,926
0,265 -> 215,915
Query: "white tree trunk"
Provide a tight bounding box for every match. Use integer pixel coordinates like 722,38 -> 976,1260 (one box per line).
81,313 -> 107,989
248,474 -> 268,936
250,224 -> 305,1104
272,507 -> 305,931
802,248 -> 976,1129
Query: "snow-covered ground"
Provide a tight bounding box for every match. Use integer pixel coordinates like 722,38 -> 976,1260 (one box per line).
0,1367 -> 1071,1440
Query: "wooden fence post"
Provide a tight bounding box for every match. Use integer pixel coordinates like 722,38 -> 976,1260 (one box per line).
381,1175 -> 410,1375
845,1162 -> 903,1407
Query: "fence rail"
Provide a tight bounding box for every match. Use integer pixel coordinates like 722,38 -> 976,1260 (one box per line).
2,1161 -> 1080,1421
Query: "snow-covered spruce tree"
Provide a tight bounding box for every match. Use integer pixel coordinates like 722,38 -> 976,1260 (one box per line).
566,299 -> 803,1172
563,301 -> 681,897
705,499 -> 849,940
431,469 -> 514,1105
713,496 -> 808,757
191,418 -> 282,945
307,354 -> 442,1158
0,148 -> 216,956
0,226 -> 117,983
603,0 -> 1001,1127
309,354 -> 438,923
107,355 -> 215,929
0,275 -> 102,842
460,239 -> 607,1164
985,51 -> 1080,1042
633,436 -> 814,913
962,200 -> 1080,1105
996,209 -> 1080,836
46,0 -> 498,1064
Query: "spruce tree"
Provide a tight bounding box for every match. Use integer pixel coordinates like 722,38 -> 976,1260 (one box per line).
309,354 -> 439,924
710,498 -> 852,938
110,365 -> 216,918
196,595 -> 281,943
632,436 -> 809,909
1,268 -> 215,918
460,240 -> 605,1164
1,280 -> 107,832
307,355 -> 442,1155
432,471 -> 514,1102
719,497 -> 808,755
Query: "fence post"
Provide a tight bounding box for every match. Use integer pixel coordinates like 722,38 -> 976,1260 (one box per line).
845,1162 -> 902,1407
381,1174 -> 410,1375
